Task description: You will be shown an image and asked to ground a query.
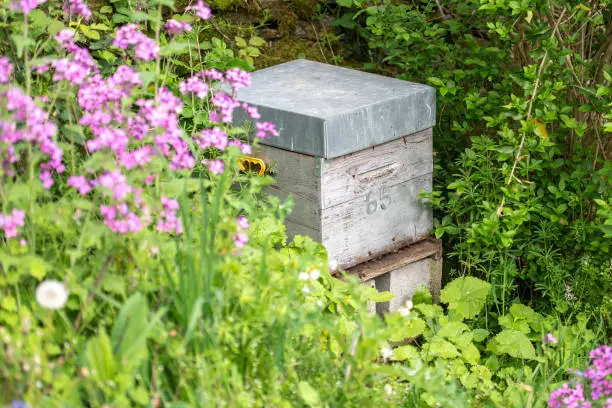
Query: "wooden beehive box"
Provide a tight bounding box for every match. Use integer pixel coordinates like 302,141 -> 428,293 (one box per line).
234,60 -> 436,268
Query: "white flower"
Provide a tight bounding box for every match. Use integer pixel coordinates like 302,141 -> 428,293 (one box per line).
405,299 -> 413,310
298,272 -> 309,281
309,269 -> 320,280
302,286 -> 311,295
328,259 -> 338,272
398,307 -> 410,316
380,345 -> 394,360
35,280 -> 68,310
384,384 -> 393,396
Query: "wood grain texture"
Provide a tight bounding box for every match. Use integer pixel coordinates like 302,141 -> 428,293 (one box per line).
321,129 -> 432,208
345,238 -> 442,282
321,173 -> 433,268
256,132 -> 433,267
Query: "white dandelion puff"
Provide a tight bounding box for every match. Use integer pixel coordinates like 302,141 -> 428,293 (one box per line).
35,280 -> 68,310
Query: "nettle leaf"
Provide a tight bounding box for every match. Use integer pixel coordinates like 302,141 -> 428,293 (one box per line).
440,277 -> 491,319
437,321 -> 469,339
486,329 -> 539,361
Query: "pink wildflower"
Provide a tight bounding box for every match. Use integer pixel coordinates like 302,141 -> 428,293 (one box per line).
0,57 -> 13,84
255,121 -> 280,139
179,75 -> 209,98
63,0 -> 92,20
164,19 -> 192,35
67,175 -> 92,195
186,0 -> 211,20
0,209 -> 26,239
10,0 -> 46,15
233,232 -> 248,248
206,159 -> 224,174
226,68 -> 251,89
544,333 -> 558,345
237,216 -> 249,229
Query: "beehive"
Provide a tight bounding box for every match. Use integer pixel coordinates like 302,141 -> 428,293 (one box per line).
234,60 -> 436,268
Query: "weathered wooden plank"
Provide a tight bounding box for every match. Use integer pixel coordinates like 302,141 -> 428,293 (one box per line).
321,173 -> 433,268
345,238 -> 442,282
321,129 -> 432,208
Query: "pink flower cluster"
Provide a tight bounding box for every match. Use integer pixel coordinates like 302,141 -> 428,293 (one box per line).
0,57 -> 13,84
1,87 -> 64,187
33,30 -> 98,86
226,67 -> 251,90
544,333 -> 559,344
549,345 -> 612,407
585,345 -> 612,400
185,0 -> 211,20
10,0 -> 46,15
63,0 -> 92,20
156,196 -> 182,234
255,121 -> 280,139
164,19 -> 192,35
548,384 -> 591,408
0,209 -> 25,239
233,215 -> 249,248
179,75 -> 209,98
113,24 -> 159,61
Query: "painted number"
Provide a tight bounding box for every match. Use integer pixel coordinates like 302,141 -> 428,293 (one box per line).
365,188 -> 391,214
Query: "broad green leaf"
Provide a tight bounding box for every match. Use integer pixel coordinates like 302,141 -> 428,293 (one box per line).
389,316 -> 426,342
79,26 -> 100,40
487,329 -> 538,360
393,344 -> 420,361
110,293 -> 149,364
438,321 -> 469,339
100,5 -> 113,13
85,330 -> 116,381
422,336 -> 459,361
440,277 -> 491,319
411,284 -> 433,305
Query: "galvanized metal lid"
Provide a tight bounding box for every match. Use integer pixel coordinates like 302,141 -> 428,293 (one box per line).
233,59 -> 436,159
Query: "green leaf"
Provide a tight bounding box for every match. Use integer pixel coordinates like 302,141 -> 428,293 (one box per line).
160,42 -> 190,56
249,36 -> 266,47
298,381 -> 322,408
440,277 -> 491,319
411,284 -> 433,305
100,5 -> 113,13
11,35 -> 35,58
110,293 -> 149,364
79,26 -> 100,40
336,0 -> 354,7
235,36 -> 247,48
85,330 -> 117,381
393,344 -> 420,361
28,257 -> 48,280
422,336 -> 460,361
487,329 -> 538,360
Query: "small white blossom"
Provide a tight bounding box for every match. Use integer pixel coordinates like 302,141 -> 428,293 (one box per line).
384,384 -> 393,396
380,345 -> 394,360
328,259 -> 338,272
298,272 -> 309,281
35,280 -> 68,310
309,269 -> 320,280
302,286 -> 311,295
